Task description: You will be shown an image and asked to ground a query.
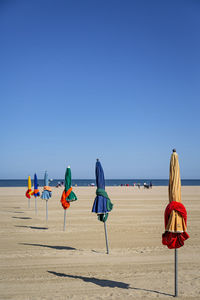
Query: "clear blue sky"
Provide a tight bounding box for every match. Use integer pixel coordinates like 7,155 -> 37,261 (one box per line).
1,0 -> 200,179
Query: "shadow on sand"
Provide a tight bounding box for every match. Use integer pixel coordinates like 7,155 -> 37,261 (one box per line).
12,216 -> 32,220
131,287 -> 173,297
15,225 -> 48,230
13,211 -> 24,214
47,271 -> 130,288
20,243 -> 76,251
47,271 -> 173,296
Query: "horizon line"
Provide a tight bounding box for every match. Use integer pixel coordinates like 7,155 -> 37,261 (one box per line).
0,178 -> 200,181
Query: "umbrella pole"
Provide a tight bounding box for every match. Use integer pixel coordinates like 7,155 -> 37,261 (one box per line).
35,197 -> 37,215
63,210 -> 66,231
28,198 -> 30,208
46,200 -> 48,222
104,221 -> 109,254
175,248 -> 178,297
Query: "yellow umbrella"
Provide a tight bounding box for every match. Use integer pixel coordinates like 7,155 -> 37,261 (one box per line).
162,149 -> 189,248
166,150 -> 186,232
162,149 -> 189,297
25,176 -> 33,208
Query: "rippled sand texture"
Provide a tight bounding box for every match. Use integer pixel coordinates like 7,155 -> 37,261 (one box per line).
0,186 -> 199,299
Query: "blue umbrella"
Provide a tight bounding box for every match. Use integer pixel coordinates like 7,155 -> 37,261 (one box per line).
92,159 -> 113,254
92,160 -> 113,221
41,171 -> 52,222
33,174 -> 40,197
41,171 -> 52,200
33,173 -> 40,215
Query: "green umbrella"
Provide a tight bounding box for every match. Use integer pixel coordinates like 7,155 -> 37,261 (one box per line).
60,166 -> 77,231
64,167 -> 77,202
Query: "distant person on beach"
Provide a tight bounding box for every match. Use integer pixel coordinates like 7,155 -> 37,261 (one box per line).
144,182 -> 149,189
150,181 -> 152,188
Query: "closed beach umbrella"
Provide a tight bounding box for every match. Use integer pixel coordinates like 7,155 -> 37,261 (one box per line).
25,176 -> 33,208
162,149 -> 189,296
92,159 -> 113,254
41,171 -> 52,221
33,173 -> 40,215
60,166 -> 77,231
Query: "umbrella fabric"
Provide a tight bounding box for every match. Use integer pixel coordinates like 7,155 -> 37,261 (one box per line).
92,160 -> 113,222
60,167 -> 77,210
33,173 -> 40,197
41,171 -> 52,200
162,151 -> 189,249
25,176 -> 34,199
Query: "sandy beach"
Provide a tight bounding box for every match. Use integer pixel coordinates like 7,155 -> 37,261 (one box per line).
0,186 -> 199,300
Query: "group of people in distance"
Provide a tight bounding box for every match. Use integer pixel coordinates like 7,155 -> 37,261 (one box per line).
120,182 -> 153,189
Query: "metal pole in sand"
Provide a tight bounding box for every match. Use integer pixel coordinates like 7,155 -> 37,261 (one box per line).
104,219 -> 109,254
175,248 -> 178,297
35,197 -> 37,215
28,198 -> 30,208
46,200 -> 48,222
63,209 -> 66,231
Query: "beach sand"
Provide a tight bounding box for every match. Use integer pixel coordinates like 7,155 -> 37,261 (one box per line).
0,186 -> 199,300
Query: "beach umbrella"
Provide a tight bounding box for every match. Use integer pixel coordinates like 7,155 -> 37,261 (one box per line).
33,173 -> 40,215
25,176 -> 33,208
92,159 -> 113,254
162,149 -> 189,297
60,166 -> 77,231
41,171 -> 52,221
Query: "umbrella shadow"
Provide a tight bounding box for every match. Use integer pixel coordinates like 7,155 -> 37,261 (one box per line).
47,271 -> 130,289
91,249 -> 105,254
12,216 -> 32,220
91,249 -> 100,253
15,225 -> 48,230
20,243 -> 77,251
131,287 -> 173,297
47,271 -> 173,296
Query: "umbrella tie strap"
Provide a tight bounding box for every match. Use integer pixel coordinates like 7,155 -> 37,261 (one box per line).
162,201 -> 189,249
65,187 -> 72,197
44,186 -> 52,192
61,190 -> 71,209
96,188 -> 109,199
26,189 -> 33,199
33,189 -> 40,197
164,201 -> 187,228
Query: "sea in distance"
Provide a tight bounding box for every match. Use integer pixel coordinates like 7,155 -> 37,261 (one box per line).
0,179 -> 199,187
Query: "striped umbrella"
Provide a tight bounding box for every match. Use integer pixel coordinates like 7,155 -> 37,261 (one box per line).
60,166 -> 77,231
162,149 -> 189,297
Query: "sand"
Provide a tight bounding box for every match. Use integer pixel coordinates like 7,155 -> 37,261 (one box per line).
0,186 -> 199,300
